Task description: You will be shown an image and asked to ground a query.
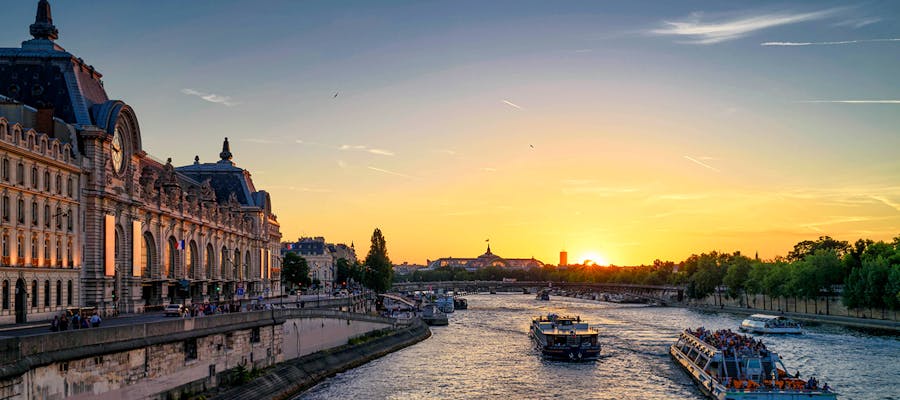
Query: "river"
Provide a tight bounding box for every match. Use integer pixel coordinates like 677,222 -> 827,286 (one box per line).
297,293 -> 899,400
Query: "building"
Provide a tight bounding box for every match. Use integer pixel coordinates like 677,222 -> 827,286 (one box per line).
0,1 -> 282,322
559,251 -> 568,266
282,237 -> 356,291
393,262 -> 426,276
427,244 -> 544,271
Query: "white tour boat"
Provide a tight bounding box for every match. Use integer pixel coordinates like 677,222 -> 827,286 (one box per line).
530,314 -> 601,361
740,314 -> 802,334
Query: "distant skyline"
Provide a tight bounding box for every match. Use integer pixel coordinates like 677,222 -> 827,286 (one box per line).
2,1 -> 898,265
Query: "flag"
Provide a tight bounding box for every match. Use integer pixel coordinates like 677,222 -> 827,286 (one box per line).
176,240 -> 185,250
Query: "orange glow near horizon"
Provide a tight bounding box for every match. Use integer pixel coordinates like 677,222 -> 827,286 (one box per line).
578,252 -> 608,267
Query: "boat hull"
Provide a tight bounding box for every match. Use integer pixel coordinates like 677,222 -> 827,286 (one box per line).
739,325 -> 803,334
670,345 -> 836,400
530,329 -> 600,361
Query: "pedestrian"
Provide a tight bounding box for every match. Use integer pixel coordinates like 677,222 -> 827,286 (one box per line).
59,315 -> 69,331
80,316 -> 89,329
72,313 -> 81,330
50,316 -> 59,332
90,313 -> 101,327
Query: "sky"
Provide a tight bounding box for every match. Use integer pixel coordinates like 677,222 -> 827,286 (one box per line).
2,1 -> 899,266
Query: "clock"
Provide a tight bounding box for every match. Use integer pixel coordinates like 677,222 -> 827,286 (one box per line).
111,126 -> 124,174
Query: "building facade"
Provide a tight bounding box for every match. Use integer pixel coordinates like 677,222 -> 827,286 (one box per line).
282,237 -> 356,291
0,1 -> 282,321
427,244 -> 544,271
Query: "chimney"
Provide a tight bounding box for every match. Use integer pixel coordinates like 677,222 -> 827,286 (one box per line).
36,107 -> 55,136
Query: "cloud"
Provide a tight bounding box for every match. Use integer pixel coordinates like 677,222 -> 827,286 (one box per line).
833,17 -> 881,29
651,8 -> 840,44
501,100 -> 523,110
683,155 -> 721,172
339,144 -> 395,156
337,160 -> 348,169
799,100 -> 900,104
870,195 -> 900,213
367,166 -> 414,179
180,88 -> 238,106
762,38 -> 900,46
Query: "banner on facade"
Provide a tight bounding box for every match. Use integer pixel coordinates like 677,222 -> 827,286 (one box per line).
132,220 -> 141,277
104,215 -> 115,276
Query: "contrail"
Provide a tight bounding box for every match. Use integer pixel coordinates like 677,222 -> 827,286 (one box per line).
367,166 -> 413,179
800,100 -> 900,104
502,100 -> 523,110
683,155 -> 721,172
762,38 -> 900,46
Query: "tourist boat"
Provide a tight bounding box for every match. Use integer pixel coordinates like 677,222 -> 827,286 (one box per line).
421,304 -> 448,326
453,297 -> 468,310
670,328 -> 837,400
740,314 -> 803,334
435,295 -> 455,313
530,314 -> 601,361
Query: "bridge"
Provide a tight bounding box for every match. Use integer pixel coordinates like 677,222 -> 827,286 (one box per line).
392,281 -> 685,305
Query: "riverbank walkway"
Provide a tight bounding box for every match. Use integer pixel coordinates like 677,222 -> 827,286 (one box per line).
691,303 -> 900,333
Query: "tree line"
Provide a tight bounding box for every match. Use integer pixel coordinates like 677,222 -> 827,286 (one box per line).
282,228 -> 394,293
396,235 -> 900,315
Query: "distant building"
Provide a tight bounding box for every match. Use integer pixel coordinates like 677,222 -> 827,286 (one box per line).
393,262 -> 426,276
427,245 -> 544,271
282,237 -> 355,290
559,251 -> 568,266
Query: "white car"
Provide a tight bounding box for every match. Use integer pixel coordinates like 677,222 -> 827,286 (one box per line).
164,304 -> 184,316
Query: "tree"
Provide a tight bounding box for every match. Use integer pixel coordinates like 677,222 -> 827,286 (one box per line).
363,228 -> 393,292
723,254 -> 751,304
336,258 -> 353,287
787,236 -> 849,262
282,252 -> 311,290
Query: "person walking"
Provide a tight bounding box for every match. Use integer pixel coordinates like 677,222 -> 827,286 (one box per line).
90,313 -> 101,327
50,316 -> 60,332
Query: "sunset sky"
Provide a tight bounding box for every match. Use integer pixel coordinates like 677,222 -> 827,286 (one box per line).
2,1 -> 899,266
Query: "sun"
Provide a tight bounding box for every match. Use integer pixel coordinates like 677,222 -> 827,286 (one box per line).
578,251 -> 608,266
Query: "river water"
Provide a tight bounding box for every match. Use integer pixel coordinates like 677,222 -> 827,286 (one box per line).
298,293 -> 899,400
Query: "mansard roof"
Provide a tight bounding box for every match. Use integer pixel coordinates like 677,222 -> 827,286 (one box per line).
0,1 -> 110,126
176,138 -> 263,208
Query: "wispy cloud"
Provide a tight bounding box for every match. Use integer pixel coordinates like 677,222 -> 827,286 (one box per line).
652,9 -> 841,44
502,100 -> 523,110
870,195 -> 900,213
339,144 -> 395,156
180,88 -> 238,106
799,100 -> 900,104
762,38 -> 900,46
337,160 -> 348,169
367,166 -> 414,179
683,155 -> 721,172
833,17 -> 881,29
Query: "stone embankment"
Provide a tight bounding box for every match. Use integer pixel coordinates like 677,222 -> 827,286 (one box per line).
210,320 -> 431,400
690,304 -> 900,333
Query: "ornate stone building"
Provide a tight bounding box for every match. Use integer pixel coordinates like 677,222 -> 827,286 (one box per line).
0,1 -> 282,321
427,244 -> 544,271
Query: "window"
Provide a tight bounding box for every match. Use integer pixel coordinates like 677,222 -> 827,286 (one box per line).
44,204 -> 50,228
67,280 -> 72,305
221,247 -> 228,278
16,163 -> 23,185
205,243 -> 214,279
250,327 -> 261,343
55,175 -> 61,194
55,239 -> 61,265
31,166 -> 37,189
66,209 -> 73,231
166,237 -> 177,279
43,171 -> 50,192
1,196 -> 8,222
43,238 -> 50,262
55,207 -> 62,229
142,233 -> 155,278
16,236 -> 23,260
66,241 -> 72,267
187,241 -> 198,279
31,202 -> 38,226
17,199 -> 24,224
55,281 -> 61,306
66,177 -> 73,197
31,280 -> 37,307
44,281 -> 49,306
184,338 -> 198,361
31,236 -> 37,260
1,280 -> 7,309
1,234 -> 8,258
1,159 -> 7,181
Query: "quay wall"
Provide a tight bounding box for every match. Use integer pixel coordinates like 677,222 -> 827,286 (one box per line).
210,320 -> 432,400
0,296 -> 392,400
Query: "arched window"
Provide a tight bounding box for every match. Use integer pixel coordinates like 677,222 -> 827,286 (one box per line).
17,198 -> 24,224
55,238 -> 61,266
66,280 -> 73,305
16,163 -> 23,185
1,195 -> 8,221
220,247 -> 228,279
1,234 -> 8,259
31,202 -> 38,226
141,232 -> 155,278
1,280 -> 8,309
30,236 -> 37,260
66,177 -> 73,197
31,280 -> 37,307
16,236 -> 23,260
244,251 -> 251,280
66,240 -> 72,267
205,243 -> 214,279
166,237 -> 178,279
55,174 -> 61,194
55,280 -> 61,306
30,166 -> 37,189
187,240 -> 198,279
43,204 -> 49,228
43,171 -> 50,192
55,207 -> 62,229
43,237 -> 50,262
44,280 -> 50,306
234,249 -> 241,280
0,158 -> 8,181
66,208 -> 73,231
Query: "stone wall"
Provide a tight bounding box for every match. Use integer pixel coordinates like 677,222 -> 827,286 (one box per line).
694,293 -> 900,322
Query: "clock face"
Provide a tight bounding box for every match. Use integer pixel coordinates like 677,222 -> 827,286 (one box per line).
112,126 -> 124,173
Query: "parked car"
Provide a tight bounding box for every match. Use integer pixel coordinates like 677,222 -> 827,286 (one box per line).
164,304 -> 184,316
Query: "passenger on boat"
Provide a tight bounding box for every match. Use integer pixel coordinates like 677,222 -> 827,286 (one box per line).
822,383 -> 830,392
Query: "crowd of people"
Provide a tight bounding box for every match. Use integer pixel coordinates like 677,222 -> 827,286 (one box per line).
687,327 -> 768,357
49,310 -> 101,331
